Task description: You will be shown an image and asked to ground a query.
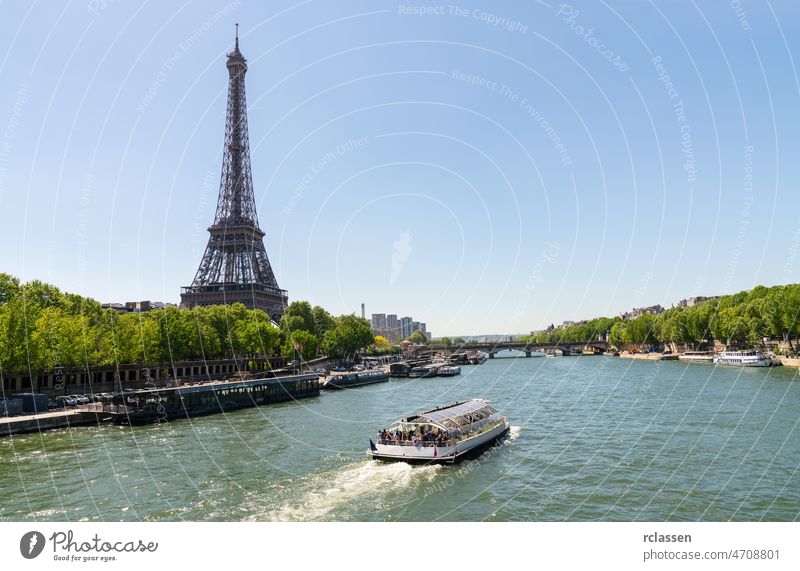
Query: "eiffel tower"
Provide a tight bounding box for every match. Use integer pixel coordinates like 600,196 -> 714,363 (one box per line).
181,26 -> 288,319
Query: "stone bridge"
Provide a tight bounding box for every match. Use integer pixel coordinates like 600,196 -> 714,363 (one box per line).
414,340 -> 611,358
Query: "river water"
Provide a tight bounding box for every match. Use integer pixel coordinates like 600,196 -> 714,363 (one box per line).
1,355 -> 799,521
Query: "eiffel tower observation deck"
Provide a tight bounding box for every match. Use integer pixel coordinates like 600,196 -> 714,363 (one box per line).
181,26 -> 288,319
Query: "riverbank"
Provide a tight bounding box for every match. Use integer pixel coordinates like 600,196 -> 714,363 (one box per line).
619,351 -> 678,361
621,351 -> 800,368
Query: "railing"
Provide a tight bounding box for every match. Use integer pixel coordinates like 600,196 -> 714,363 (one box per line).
377,439 -> 454,447
377,419 -> 506,447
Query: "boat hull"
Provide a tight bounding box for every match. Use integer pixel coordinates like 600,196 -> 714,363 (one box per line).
368,422 -> 510,465
323,372 -> 389,390
714,359 -> 772,367
678,355 -> 715,363
112,374 -> 320,425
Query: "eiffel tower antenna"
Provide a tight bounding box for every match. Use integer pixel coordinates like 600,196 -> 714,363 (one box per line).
181,30 -> 288,319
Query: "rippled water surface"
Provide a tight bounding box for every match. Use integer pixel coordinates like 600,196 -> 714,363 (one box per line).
2,355 -> 799,521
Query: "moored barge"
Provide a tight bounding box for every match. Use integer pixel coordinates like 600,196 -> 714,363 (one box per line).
322,370 -> 389,390
678,350 -> 715,363
111,373 -> 319,425
408,365 -> 437,378
368,398 -> 510,464
437,365 -> 461,377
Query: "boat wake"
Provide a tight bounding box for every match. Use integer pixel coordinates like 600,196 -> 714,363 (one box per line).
507,426 -> 522,441
254,460 -> 441,521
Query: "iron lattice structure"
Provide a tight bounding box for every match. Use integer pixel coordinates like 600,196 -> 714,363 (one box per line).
181,30 -> 287,319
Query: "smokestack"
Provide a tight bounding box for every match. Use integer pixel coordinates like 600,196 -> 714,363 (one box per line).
361,303 -> 365,319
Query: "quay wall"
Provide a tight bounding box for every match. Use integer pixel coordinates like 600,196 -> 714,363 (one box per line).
779,357 -> 800,368
0,406 -> 106,437
619,351 -> 666,361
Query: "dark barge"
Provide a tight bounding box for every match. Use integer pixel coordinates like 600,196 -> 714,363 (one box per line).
389,360 -> 431,378
322,370 -> 388,390
111,373 -> 320,425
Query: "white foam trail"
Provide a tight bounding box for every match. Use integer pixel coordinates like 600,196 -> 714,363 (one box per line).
257,460 -> 441,521
508,426 -> 522,441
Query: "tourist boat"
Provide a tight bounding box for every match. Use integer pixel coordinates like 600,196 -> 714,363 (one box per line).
322,370 -> 388,390
111,373 -> 320,425
436,365 -> 461,377
713,350 -> 773,367
368,399 -> 510,464
679,350 -> 715,363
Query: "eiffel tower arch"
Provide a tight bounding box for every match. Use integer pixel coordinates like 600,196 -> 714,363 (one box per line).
181,26 -> 288,320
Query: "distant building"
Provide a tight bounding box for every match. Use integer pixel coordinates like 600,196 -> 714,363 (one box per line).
386,314 -> 400,341
677,296 -> 717,308
621,304 -> 665,320
371,312 -> 427,341
400,316 -> 413,339
122,300 -> 176,313
371,313 -> 387,330
102,303 -> 130,313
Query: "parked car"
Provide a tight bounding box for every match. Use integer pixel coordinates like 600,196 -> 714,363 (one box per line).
349,365 -> 365,372
55,396 -> 77,407
71,394 -> 91,405
314,368 -> 327,375
332,366 -> 346,372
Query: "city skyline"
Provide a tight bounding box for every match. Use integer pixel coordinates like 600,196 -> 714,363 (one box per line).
2,1 -> 800,336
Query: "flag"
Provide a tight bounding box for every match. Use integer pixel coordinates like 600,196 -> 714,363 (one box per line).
369,439 -> 377,452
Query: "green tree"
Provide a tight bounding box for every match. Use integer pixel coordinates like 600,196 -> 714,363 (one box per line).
281,301 -> 315,334
0,273 -> 21,306
407,330 -> 428,344
282,329 -> 319,361
322,314 -> 375,359
311,305 -> 336,341
609,321 -> 628,347
238,311 -> 280,356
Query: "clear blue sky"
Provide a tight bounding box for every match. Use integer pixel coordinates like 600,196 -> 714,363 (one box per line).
1,0 -> 799,336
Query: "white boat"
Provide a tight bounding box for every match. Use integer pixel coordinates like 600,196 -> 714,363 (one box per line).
368,399 -> 510,464
679,351 -> 715,363
713,350 -> 773,367
437,365 -> 461,377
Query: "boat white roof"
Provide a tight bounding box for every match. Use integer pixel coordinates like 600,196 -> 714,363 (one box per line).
411,399 -> 489,424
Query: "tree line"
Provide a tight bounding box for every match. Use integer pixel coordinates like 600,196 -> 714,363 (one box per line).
518,283 -> 800,353
0,273 -> 377,375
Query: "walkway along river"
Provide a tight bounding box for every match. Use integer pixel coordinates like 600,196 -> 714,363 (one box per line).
0,354 -> 798,521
